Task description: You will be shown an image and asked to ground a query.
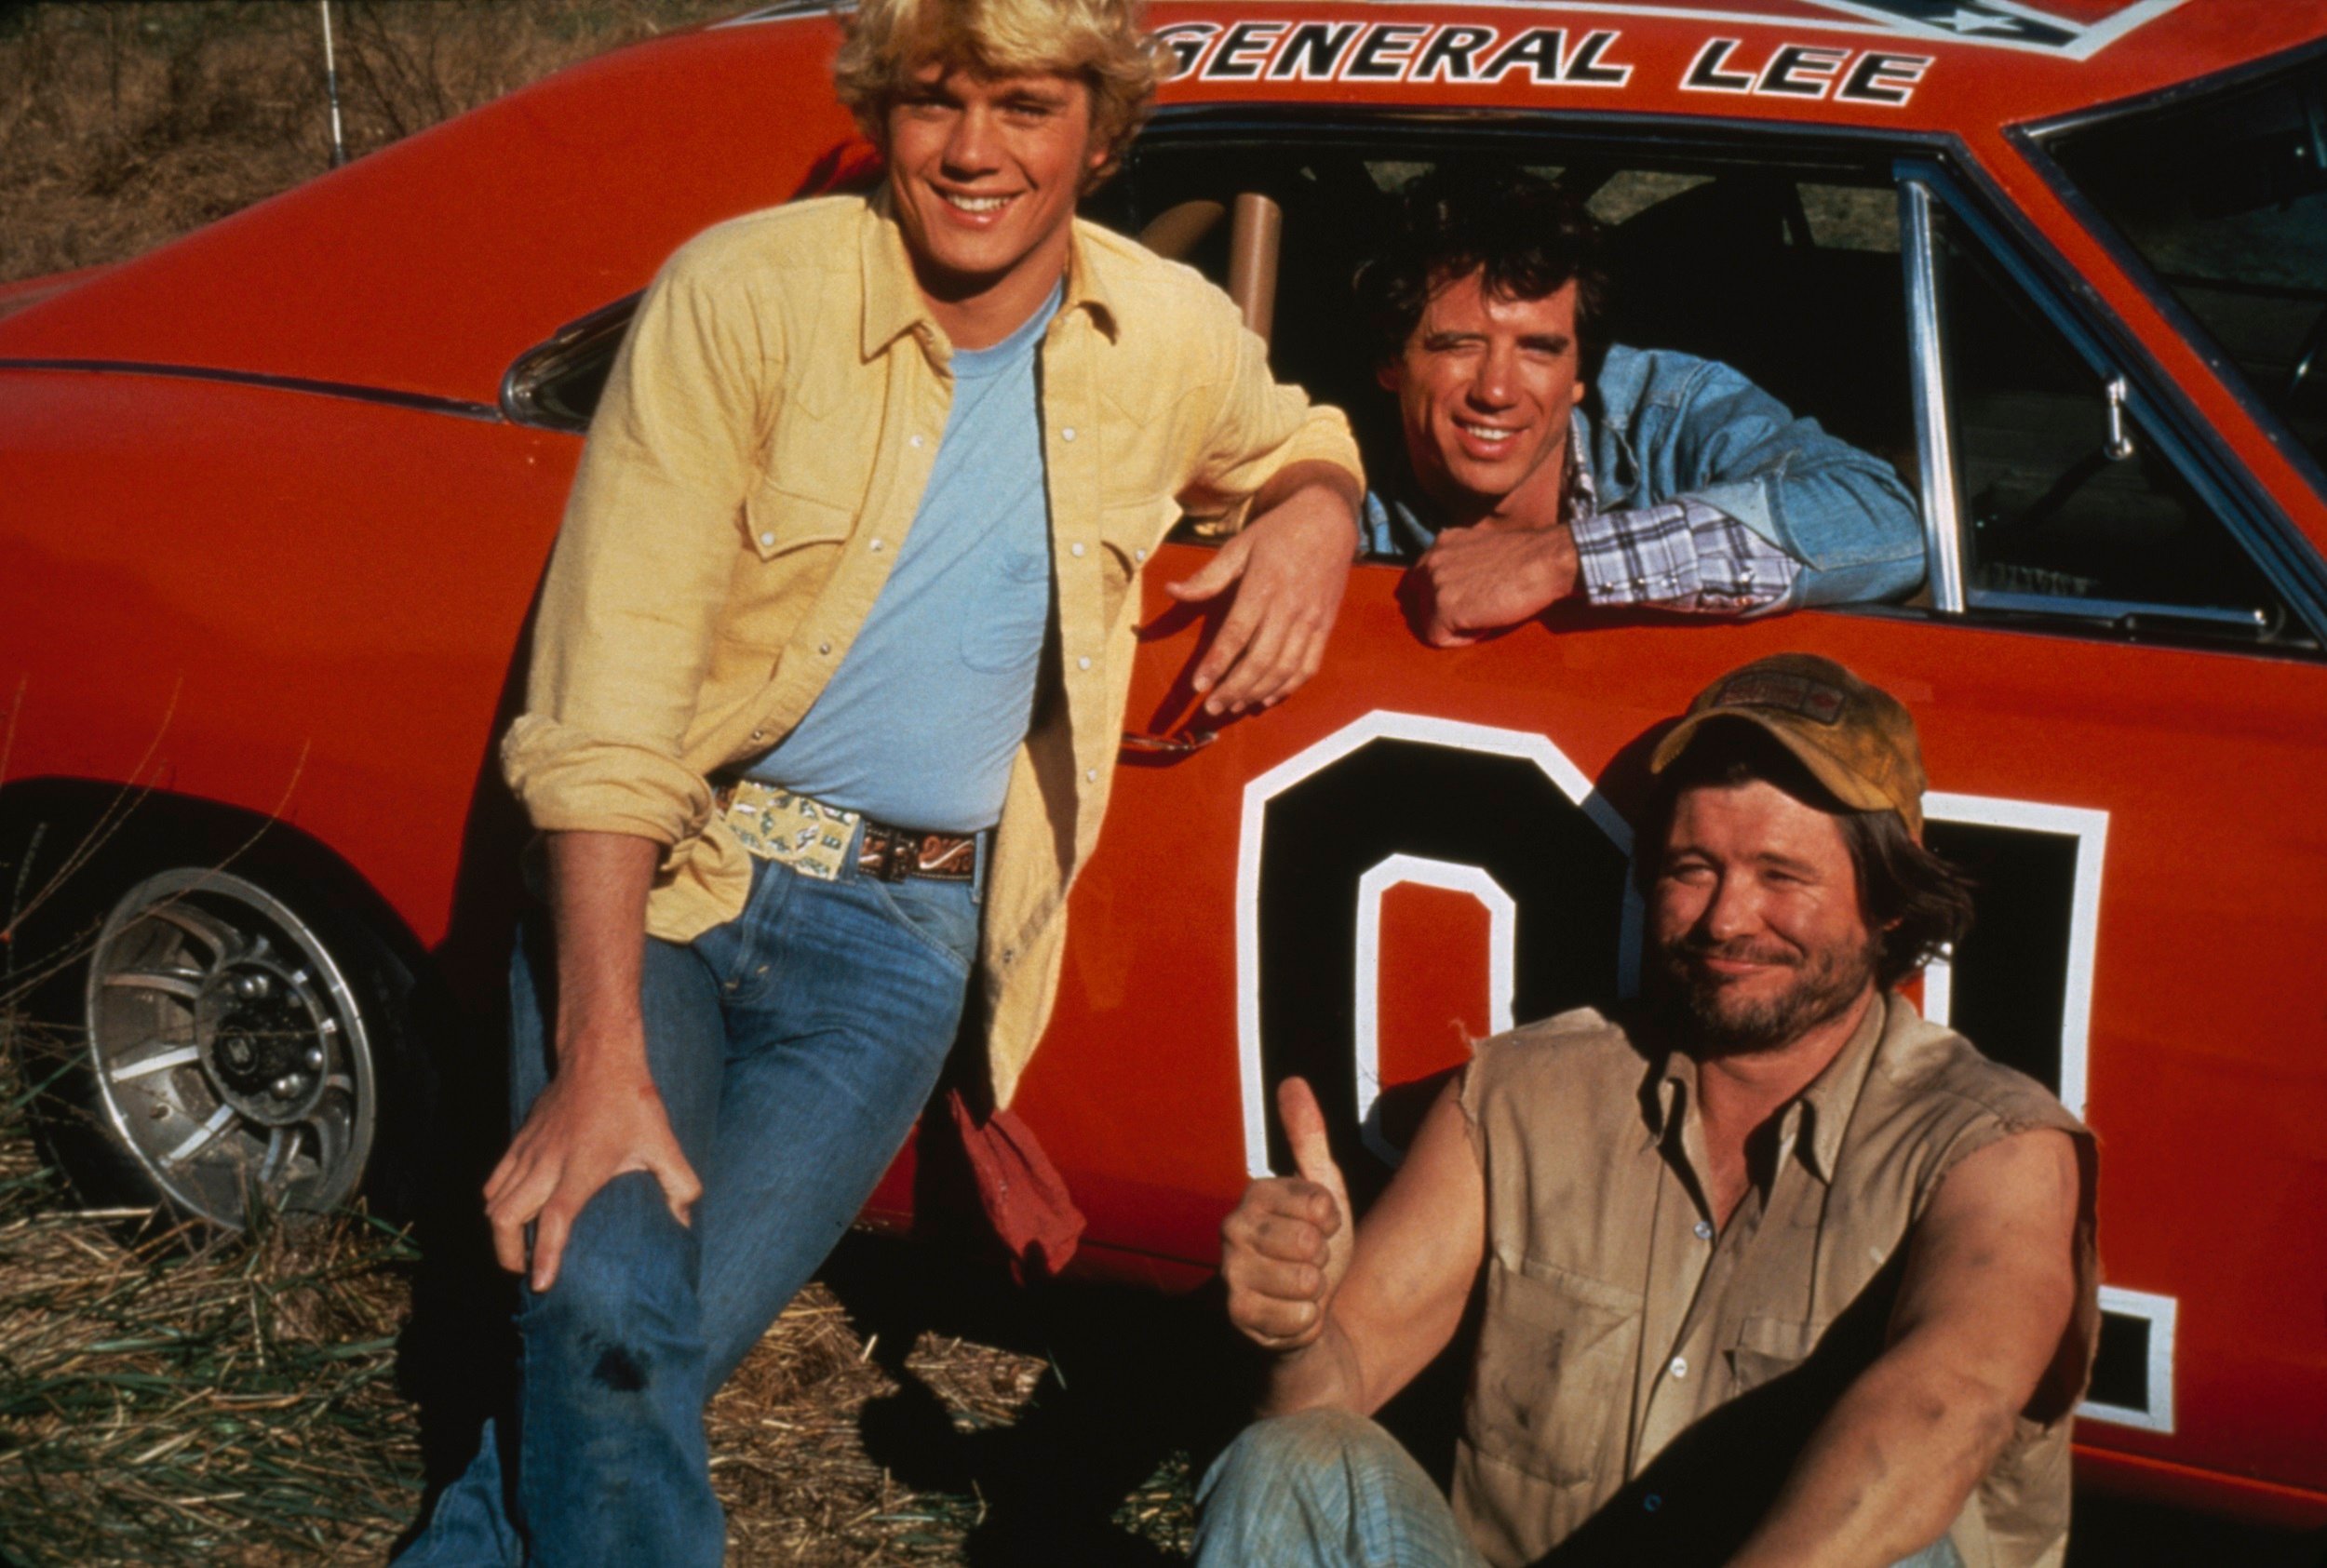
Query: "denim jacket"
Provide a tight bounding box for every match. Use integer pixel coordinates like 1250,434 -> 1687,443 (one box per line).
1363,344 -> 1925,614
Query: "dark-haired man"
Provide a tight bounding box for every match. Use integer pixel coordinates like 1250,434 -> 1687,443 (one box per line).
1357,167 -> 1925,644
1203,653 -> 2097,1568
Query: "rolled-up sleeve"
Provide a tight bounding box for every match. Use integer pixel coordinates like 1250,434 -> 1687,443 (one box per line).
501,238 -> 783,845
1173,291 -> 1363,523
1661,360 -> 1923,612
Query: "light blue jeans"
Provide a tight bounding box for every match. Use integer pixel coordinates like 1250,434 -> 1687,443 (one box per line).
396,847 -> 980,1567
1194,1410 -> 1967,1568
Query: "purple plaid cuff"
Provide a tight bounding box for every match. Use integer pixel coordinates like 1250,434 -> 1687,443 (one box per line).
1571,499 -> 1799,614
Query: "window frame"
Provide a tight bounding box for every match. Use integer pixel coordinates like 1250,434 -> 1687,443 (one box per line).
1900,154 -> 2327,651
2013,34 -> 2327,517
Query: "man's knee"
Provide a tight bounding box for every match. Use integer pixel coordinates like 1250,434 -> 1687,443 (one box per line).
518,1173 -> 702,1382
1202,1407 -> 1423,1522
1216,1409 -> 1398,1483
1199,1410 -> 1473,1568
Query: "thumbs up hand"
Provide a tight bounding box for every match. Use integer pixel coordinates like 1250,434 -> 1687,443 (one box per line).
1221,1077 -> 1357,1352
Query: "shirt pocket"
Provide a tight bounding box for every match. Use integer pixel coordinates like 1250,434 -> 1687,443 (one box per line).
724,483 -> 855,657
1726,1313 -> 1822,1395
1096,499 -> 1176,629
742,484 -> 854,563
1467,1257 -> 1642,1488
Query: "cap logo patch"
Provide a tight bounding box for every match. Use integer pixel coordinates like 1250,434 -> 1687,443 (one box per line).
1712,670 -> 1848,724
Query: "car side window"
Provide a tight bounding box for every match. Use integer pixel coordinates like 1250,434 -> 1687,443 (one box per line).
1930,205 -> 2304,644
1107,142 -> 1919,565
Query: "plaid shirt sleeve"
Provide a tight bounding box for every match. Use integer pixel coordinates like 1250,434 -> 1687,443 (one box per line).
1569,498 -> 1803,614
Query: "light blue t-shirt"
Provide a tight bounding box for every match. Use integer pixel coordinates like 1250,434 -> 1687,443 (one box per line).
744,285 -> 1059,832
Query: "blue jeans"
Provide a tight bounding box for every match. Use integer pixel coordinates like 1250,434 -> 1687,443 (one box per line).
397,847 -> 980,1567
1193,1411 -> 1967,1568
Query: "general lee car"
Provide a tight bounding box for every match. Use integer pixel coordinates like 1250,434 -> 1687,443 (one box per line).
1,0 -> 2321,1536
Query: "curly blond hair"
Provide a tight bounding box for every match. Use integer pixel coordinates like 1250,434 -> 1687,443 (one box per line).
833,0 -> 1170,181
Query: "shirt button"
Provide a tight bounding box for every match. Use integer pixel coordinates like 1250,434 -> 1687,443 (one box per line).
817,641 -> 832,655
1062,427 -> 1078,442
1693,1220 -> 1714,1241
1669,1356 -> 1688,1380
759,531 -> 775,547
1134,548 -> 1147,563
749,729 -> 766,742
869,539 -> 884,552
909,434 -> 925,449
1070,542 -> 1086,557
1077,656 -> 1092,671
1084,768 -> 1098,783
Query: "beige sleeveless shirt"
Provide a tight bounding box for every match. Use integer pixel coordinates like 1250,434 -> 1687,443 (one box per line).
1452,995 -> 2097,1568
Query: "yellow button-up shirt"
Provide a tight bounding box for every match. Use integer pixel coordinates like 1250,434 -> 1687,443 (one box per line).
501,194 -> 1361,1106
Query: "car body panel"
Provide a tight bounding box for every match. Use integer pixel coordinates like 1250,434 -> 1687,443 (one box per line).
3,0 -> 2322,1527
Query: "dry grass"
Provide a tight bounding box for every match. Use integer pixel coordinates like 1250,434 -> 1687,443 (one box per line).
0,931 -> 1204,1565
0,1 -> 740,285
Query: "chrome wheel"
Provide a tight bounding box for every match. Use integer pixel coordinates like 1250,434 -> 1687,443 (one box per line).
83,868 -> 377,1226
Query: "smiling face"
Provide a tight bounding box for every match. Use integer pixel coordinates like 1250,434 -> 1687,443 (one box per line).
885,61 -> 1108,344
1648,777 -> 1883,1058
1379,270 -> 1589,527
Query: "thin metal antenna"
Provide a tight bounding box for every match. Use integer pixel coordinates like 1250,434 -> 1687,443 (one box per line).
319,0 -> 348,168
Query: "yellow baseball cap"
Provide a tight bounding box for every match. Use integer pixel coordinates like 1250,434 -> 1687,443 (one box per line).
1648,653 -> 1927,838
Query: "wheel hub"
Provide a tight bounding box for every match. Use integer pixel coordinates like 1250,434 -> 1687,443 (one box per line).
195,958 -> 330,1123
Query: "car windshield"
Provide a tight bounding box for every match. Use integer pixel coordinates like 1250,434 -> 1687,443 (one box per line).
2044,58 -> 2327,476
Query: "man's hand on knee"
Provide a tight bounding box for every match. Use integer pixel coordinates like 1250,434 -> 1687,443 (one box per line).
484,1036 -> 704,1293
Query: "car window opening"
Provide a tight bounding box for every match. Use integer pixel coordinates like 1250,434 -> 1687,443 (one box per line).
1932,201 -> 2309,649
1102,138 -> 1918,571
2044,56 -> 2327,489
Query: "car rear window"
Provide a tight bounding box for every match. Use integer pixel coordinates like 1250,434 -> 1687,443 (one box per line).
2045,58 -> 2327,481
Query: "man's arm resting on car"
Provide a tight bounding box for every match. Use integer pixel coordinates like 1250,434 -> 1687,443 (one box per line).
1726,1128 -> 2087,1568
1169,460 -> 1363,715
483,830 -> 704,1293
1225,1077 -> 1485,1416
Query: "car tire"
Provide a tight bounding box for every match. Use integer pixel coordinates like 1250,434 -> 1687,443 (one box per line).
2,796 -> 429,1230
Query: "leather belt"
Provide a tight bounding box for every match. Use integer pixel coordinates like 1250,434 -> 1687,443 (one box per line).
714,779 -> 977,884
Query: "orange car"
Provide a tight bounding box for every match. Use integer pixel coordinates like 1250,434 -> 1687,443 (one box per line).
3,0 -> 2322,1532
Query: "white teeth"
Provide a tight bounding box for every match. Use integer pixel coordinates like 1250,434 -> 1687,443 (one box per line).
944,192 -> 1011,213
1457,422 -> 1517,443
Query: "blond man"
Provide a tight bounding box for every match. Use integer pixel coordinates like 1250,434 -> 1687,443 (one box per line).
398,0 -> 1362,1559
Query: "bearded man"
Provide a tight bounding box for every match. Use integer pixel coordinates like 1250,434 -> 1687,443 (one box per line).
1205,653 -> 2098,1568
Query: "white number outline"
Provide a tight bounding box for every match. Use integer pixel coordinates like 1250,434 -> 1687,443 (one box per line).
1352,855 -> 1516,1166
1234,711 -> 1633,1180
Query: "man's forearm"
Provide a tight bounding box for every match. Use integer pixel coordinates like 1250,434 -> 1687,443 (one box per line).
1257,1314 -> 1370,1418
545,830 -> 662,1067
1252,459 -> 1364,526
1726,1349 -> 2017,1568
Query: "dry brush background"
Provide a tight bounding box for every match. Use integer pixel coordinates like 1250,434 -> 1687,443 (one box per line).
0,0 -> 741,285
